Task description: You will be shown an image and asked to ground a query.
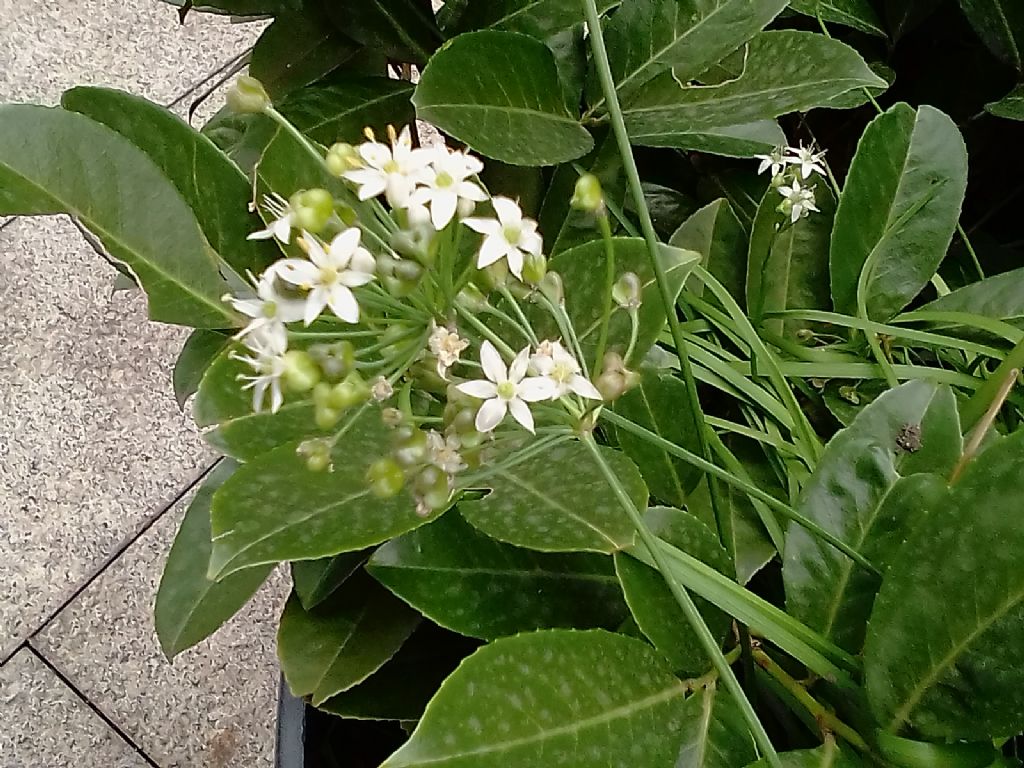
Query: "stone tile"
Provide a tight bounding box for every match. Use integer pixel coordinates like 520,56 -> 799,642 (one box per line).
0,0 -> 266,106
34,490 -> 285,768
0,216 -> 214,657
0,649 -> 149,767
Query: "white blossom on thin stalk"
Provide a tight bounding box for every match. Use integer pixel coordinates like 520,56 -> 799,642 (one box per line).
428,322 -> 470,379
408,147 -> 487,229
530,340 -> 602,400
231,329 -> 288,414
456,341 -> 555,434
247,193 -> 296,244
342,126 -> 433,208
274,229 -> 376,325
778,179 -> 819,223
426,430 -> 467,476
785,143 -> 827,180
224,268 -> 306,349
755,147 -> 787,178
462,197 -> 543,280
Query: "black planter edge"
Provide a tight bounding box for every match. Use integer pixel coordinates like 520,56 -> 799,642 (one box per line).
276,676 -> 306,768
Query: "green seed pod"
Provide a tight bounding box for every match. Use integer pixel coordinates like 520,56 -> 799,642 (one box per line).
314,403 -> 342,430
366,458 -> 405,498
297,438 -> 333,473
521,252 -> 547,286
327,373 -> 370,411
290,188 -> 335,233
612,272 -> 642,310
570,173 -> 604,213
282,350 -> 320,393
538,270 -> 564,306
226,76 -> 270,114
326,142 -> 360,177
394,427 -> 428,467
415,465 -> 450,510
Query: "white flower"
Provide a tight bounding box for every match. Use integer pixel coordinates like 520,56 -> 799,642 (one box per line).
784,143 -> 827,180
462,197 -> 543,280
778,179 -> 819,223
224,268 -> 306,348
426,431 -> 467,475
231,330 -> 288,413
342,126 -> 433,208
247,193 -> 295,244
530,340 -> 602,400
456,341 -> 555,433
371,376 -> 394,402
273,229 -> 376,325
755,147 -> 786,178
408,147 -> 487,229
428,322 -> 470,379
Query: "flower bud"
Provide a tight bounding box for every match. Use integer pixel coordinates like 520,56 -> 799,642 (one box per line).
371,376 -> 394,402
394,427 -> 429,467
226,76 -> 270,114
327,373 -> 370,411
326,143 -> 360,176
521,252 -> 547,286
455,283 -> 489,312
596,352 -> 639,402
282,349 -> 321,393
290,188 -> 335,233
381,407 -> 405,428
393,258 -> 424,283
571,173 -> 604,213
297,438 -> 333,473
538,271 -> 564,306
478,259 -> 509,291
366,458 -> 405,498
612,272 -> 642,310
415,465 -> 450,511
309,341 -> 356,382
314,403 -> 342,430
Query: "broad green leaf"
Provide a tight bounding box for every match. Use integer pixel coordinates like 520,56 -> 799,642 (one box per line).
277,573 -> 420,705
635,183 -> 697,240
413,31 -> 594,166
622,31 -> 886,140
671,198 -> 748,305
746,174 -> 836,339
784,381 -> 962,653
291,551 -> 368,610
745,744 -> 863,767
382,630 -> 688,768
866,428 -> 1024,738
615,507 -> 731,675
322,0 -> 442,64
276,79 -> 416,147
819,62 -> 894,111
919,265 -> 1024,321
459,441 -> 645,554
959,0 -> 1024,71
155,461 -> 273,660
545,23 -> 588,111
0,105 -> 235,327
633,120 -> 787,158
367,510 -> 627,639
986,84 -> 1024,120
172,329 -> 230,410
209,409 -> 437,578
830,103 -> 968,320
788,0 -> 887,37
60,87 -> 278,278
592,0 -> 789,108
452,0 -> 617,39
677,682 -> 759,768
613,371 -> 702,507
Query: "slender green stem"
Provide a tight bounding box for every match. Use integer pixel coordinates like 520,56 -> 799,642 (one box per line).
594,212 -> 617,372
455,302 -> 516,358
855,251 -> 900,388
962,336 -> 1024,429
497,285 -> 539,345
536,292 -> 590,377
580,433 -> 782,768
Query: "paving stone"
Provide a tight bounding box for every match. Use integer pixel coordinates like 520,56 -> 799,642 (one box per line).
0,216 -> 214,658
0,649 -> 149,768
34,489 -> 285,768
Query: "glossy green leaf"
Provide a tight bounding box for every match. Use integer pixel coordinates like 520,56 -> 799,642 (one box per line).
276,79 -> 416,147
671,198 -> 748,305
959,0 -> 1024,70
633,120 -> 787,158
623,31 -> 886,141
292,551 -> 368,610
593,0 -> 789,108
613,371 -> 702,507
322,0 -> 442,64
413,31 -> 594,166
788,0 -> 887,37
545,23 -> 588,111
452,0 -> 617,38
747,174 -> 837,339
986,84 -> 1024,120
210,409 -> 437,578
278,573 -> 420,706
919,264 -> 1024,321
636,183 -> 697,240
745,744 -> 863,767
459,441 -> 645,554
784,380 -> 962,653
615,507 -> 731,675
0,105 -> 235,327
155,461 -> 273,659
866,428 -> 1024,739
172,330 -> 230,410
677,682 -> 759,768
830,103 -> 968,320
817,62 -> 894,111
367,510 -> 627,639
382,630 -> 688,768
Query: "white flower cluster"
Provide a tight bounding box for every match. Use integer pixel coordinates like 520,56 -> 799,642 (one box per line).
755,143 -> 826,223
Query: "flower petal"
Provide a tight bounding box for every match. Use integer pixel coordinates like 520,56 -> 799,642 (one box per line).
475,398 -> 507,432
349,247 -> 376,277
509,346 -> 531,382
328,228 -> 361,265
458,181 -> 488,202
505,246 -> 524,279
326,285 -> 360,323
518,376 -> 557,402
570,374 -> 603,400
274,259 -> 319,287
431,189 -> 459,230
491,196 -> 522,227
462,217 -> 501,236
507,397 -> 535,433
477,233 -> 508,269
304,287 -> 329,325
479,340 -> 507,383
457,380 -> 498,399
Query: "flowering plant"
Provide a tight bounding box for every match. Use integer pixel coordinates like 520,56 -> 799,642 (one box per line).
5,0 -> 1024,765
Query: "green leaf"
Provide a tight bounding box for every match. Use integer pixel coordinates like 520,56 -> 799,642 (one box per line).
459,441 -> 645,554
155,461 -> 273,660
367,510 -> 627,639
292,551 -> 368,610
745,744 -> 863,767
865,428 -> 1024,739
276,78 -> 416,147
612,371 -> 702,507
788,0 -> 887,37
452,0 -> 617,39
830,104 -> 968,321
173,330 -> 230,410
885,0 -> 942,39
60,87 -> 278,278
615,507 -> 731,675
635,182 -> 697,240
322,0 -> 442,64
622,31 -> 886,140
919,265 -> 1024,321
959,0 -> 1024,71
784,380 -> 962,653
746,174 -> 837,339
209,409 -> 437,578
382,630 -> 688,768
677,682 -> 759,768
0,105 -> 235,327
413,31 -> 594,166
671,198 -> 748,306
633,120 -> 787,158
278,572 -> 420,706
593,0 -> 789,108
986,84 -> 1024,120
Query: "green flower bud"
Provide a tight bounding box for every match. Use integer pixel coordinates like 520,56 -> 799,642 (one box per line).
612,272 -> 642,310
479,259 -> 509,291
309,342 -> 356,382
297,438 -> 333,473
394,427 -> 428,467
327,373 -> 370,411
226,76 -> 271,114
366,458 -> 405,499
415,465 -> 450,511
393,258 -> 424,283
595,352 -> 638,402
314,403 -> 342,430
521,252 -> 547,286
282,350 -> 320,393
326,142 -> 360,177
383,274 -> 419,298
539,271 -> 564,306
571,173 -> 604,213
455,283 -> 489,312
290,188 -> 335,233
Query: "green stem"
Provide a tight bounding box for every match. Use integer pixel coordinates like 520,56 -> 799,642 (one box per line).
580,433 -> 782,768
961,335 -> 1024,430
455,302 -> 517,358
497,285 -> 539,345
594,212 -> 616,373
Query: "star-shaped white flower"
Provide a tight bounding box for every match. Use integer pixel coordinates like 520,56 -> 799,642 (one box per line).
428,322 -> 470,379
247,193 -> 295,244
231,330 -> 288,413
755,147 -> 786,178
785,143 -> 827,180
274,229 -> 376,325
426,430 -> 468,476
462,197 -> 543,280
408,147 -> 487,229
456,341 -> 555,433
530,340 -> 602,400
224,267 -> 306,348
342,126 -> 433,208
778,179 -> 819,223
